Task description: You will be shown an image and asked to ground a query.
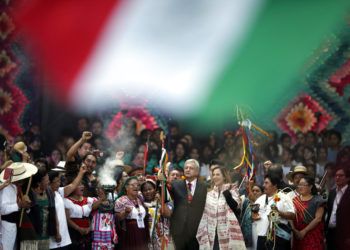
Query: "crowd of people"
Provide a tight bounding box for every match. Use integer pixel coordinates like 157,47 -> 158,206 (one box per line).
0,116 -> 349,250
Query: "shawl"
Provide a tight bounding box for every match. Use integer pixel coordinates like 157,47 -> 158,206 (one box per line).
196,184 -> 246,250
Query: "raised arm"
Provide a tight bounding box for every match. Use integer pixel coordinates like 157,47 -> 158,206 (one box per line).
63,165 -> 87,197
66,131 -> 92,161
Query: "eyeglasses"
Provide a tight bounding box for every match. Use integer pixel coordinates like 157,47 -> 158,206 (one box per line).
128,183 -> 140,188
85,159 -> 96,164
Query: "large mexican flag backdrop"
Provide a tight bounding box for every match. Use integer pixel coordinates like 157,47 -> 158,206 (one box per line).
15,0 -> 350,131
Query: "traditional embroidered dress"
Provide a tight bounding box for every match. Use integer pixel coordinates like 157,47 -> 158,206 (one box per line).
292,195 -> 326,250
144,200 -> 161,250
196,184 -> 246,250
115,195 -> 149,250
65,196 -> 95,250
91,200 -> 118,250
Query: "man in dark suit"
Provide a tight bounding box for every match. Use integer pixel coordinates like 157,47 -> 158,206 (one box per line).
170,159 -> 207,250
326,167 -> 350,250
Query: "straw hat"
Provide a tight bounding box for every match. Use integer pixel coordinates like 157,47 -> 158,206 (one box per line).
0,162 -> 38,183
287,165 -> 307,180
13,141 -> 27,154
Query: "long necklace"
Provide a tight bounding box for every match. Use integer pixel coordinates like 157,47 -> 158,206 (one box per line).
129,196 -> 142,218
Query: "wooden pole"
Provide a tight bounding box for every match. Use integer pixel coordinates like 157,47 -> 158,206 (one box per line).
19,175 -> 32,227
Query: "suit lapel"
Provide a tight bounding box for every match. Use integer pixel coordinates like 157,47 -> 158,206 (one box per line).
338,186 -> 350,208
193,179 -> 202,199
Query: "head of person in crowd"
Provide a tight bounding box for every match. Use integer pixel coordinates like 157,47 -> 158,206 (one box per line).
93,136 -> 105,151
189,147 -> 200,161
223,131 -> 235,149
168,168 -> 182,183
78,141 -> 92,159
267,163 -> 285,188
66,174 -> 85,197
317,146 -> 328,163
303,146 -> 316,164
132,152 -> 144,168
82,153 -> 97,174
141,179 -> 157,203
174,141 -> 188,161
91,119 -> 104,136
281,148 -> 293,164
34,158 -> 49,170
209,159 -> 224,178
183,134 -> 194,148
251,184 -> 263,202
201,145 -> 213,164
305,131 -> 317,147
297,176 -> 318,197
184,159 -> 200,182
279,133 -> 292,149
121,171 -> 129,183
48,148 -> 62,166
336,146 -> 350,165
296,131 -> 306,145
327,129 -> 342,149
119,176 -> 139,198
288,165 -> 308,187
305,163 -> 316,178
216,148 -> 228,164
77,117 -> 90,134
263,174 -> 280,196
280,133 -> 292,149
334,167 -> 350,189
63,136 -> 75,150
11,141 -> 30,162
169,121 -> 180,139
48,170 -> 61,192
151,127 -> 163,144
211,166 -> 231,187
208,132 -> 218,150
31,166 -> 50,192
293,144 -> 305,163
128,167 -> 146,185
263,160 -> 272,172
263,142 -> 279,163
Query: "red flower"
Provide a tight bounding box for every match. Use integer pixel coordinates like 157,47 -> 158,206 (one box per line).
273,194 -> 280,203
277,94 -> 332,137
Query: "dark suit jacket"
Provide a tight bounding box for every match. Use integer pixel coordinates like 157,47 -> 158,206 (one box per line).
326,185 -> 350,250
170,179 -> 207,239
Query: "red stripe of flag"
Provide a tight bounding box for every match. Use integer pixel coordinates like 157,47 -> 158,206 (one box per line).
14,0 -> 120,102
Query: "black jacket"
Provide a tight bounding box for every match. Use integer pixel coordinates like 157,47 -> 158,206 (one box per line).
169,179 -> 207,238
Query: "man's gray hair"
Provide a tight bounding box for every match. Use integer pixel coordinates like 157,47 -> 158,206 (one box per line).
184,159 -> 200,170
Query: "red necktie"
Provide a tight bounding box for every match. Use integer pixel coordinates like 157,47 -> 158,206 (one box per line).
187,182 -> 193,203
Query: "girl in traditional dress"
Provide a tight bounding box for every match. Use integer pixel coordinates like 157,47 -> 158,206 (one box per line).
64,176 -> 96,250
91,185 -> 118,250
141,179 -> 161,249
292,176 -> 326,250
196,166 -> 246,250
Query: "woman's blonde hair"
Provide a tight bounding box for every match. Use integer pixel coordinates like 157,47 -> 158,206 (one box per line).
211,166 -> 231,184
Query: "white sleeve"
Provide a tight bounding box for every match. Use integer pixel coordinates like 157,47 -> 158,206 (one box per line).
64,198 -> 84,218
281,193 -> 295,214
229,188 -> 241,207
0,186 -> 19,215
58,187 -> 65,198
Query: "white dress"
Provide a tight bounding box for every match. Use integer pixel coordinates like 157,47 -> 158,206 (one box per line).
0,184 -> 19,250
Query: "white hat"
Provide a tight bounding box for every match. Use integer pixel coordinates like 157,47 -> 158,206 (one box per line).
51,161 -> 66,172
0,162 -> 38,183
